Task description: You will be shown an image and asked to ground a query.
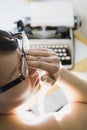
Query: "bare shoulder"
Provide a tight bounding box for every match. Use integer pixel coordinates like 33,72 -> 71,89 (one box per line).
0,111 -> 61,130
0,112 -> 35,130
0,103 -> 86,130
53,103 -> 87,130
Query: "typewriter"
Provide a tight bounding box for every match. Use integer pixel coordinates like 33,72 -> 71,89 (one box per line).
13,1 -> 80,69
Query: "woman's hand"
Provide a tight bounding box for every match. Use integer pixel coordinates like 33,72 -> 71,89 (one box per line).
26,49 -> 61,85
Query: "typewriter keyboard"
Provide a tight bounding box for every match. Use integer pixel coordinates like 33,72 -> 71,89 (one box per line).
30,44 -> 72,65
50,44 -> 71,65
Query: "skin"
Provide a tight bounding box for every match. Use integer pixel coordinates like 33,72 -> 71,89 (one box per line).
0,48 -> 87,130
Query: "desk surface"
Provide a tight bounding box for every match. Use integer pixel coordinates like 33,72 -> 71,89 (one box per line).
72,38 -> 87,76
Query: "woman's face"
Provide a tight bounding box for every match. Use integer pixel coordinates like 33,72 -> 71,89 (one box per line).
0,50 -> 41,113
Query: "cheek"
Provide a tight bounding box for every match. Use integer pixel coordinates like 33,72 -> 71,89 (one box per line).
0,61 -> 13,75
0,57 -> 19,79
3,79 -> 30,101
15,79 -> 31,96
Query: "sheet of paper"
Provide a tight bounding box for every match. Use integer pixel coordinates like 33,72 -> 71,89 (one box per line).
30,1 -> 74,27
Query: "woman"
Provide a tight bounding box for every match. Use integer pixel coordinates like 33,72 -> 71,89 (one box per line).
0,29 -> 87,130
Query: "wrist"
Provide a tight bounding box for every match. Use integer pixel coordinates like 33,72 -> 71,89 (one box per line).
53,64 -> 64,82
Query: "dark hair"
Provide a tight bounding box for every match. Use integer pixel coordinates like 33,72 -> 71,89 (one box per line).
0,30 -> 18,51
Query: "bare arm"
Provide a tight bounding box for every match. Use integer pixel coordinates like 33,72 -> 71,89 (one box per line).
56,66 -> 87,103
55,68 -> 87,103
26,48 -> 87,103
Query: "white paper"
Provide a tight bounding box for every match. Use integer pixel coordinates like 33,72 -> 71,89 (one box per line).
30,1 -> 74,27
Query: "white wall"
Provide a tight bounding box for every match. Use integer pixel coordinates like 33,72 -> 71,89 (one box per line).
0,0 -> 30,31
72,0 -> 87,38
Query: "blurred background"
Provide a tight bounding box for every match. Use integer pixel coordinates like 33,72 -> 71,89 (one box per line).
0,0 -> 87,39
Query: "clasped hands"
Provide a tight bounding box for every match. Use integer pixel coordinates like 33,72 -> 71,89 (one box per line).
25,48 -> 61,85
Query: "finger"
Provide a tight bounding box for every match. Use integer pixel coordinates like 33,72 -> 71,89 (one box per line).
27,49 -> 56,57
41,75 -> 55,85
29,71 -> 40,87
28,68 -> 37,77
27,60 -> 59,74
26,55 -> 59,64
26,55 -> 38,61
28,48 -> 54,52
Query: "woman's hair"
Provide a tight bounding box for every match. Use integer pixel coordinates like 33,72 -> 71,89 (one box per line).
0,30 -> 18,51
